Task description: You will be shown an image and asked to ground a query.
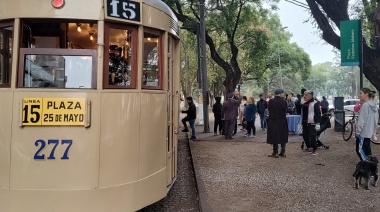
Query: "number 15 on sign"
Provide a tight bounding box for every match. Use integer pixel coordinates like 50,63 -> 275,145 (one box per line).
22,98 -> 43,126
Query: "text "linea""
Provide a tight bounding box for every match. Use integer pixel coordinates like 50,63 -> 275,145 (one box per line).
47,101 -> 82,110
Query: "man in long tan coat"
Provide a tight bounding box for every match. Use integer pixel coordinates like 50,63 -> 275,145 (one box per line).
267,88 -> 288,158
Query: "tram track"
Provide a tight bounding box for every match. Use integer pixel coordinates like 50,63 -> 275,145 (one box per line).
140,134 -> 200,212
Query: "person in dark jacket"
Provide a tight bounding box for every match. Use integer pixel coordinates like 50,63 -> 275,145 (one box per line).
267,88 -> 288,158
181,96 -> 197,140
257,94 -> 268,130
212,96 -> 223,135
244,97 -> 257,137
222,92 -> 242,140
301,90 -> 322,155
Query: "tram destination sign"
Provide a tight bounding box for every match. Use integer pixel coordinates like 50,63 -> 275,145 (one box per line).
22,98 -> 87,126
107,0 -> 141,22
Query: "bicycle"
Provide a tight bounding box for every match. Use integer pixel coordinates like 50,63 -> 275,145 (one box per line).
342,110 -> 358,141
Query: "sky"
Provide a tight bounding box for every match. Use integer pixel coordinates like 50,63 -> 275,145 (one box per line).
277,0 -> 337,65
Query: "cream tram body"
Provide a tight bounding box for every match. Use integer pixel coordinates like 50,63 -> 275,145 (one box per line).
0,0 -> 180,211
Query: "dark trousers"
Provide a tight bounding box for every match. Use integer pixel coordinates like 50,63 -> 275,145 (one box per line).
246,121 -> 256,135
356,136 -> 372,161
182,117 -> 196,137
224,119 -> 235,138
214,116 -> 223,133
234,119 -> 237,134
273,143 -> 286,154
302,123 -> 317,150
259,113 -> 267,128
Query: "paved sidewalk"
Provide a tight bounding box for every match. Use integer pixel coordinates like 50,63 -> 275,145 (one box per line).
189,115 -> 380,212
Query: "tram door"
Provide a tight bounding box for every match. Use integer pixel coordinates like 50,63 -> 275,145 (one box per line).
166,36 -> 176,185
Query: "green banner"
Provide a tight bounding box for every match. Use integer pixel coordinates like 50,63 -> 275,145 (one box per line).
340,20 -> 360,66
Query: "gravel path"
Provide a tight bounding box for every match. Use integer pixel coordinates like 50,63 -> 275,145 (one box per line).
191,128 -> 380,212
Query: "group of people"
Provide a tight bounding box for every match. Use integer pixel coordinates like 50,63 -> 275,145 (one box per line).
267,88 -> 331,157
212,91 -> 269,140
180,86 -> 379,161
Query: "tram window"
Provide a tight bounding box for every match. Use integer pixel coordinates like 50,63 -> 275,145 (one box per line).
142,29 -> 162,89
104,23 -> 137,88
18,48 -> 97,88
18,20 -> 98,88
0,21 -> 13,87
21,21 -> 98,49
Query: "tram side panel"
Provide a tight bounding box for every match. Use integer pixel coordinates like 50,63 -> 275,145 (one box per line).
0,91 -> 12,187
139,93 -> 167,178
99,92 -> 140,186
10,92 -> 100,189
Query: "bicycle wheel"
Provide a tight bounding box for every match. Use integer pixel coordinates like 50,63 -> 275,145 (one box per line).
343,121 -> 353,141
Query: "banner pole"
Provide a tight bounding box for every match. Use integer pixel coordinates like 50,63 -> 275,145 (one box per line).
359,19 -> 364,89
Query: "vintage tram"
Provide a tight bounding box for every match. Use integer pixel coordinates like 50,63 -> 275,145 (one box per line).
0,0 -> 180,211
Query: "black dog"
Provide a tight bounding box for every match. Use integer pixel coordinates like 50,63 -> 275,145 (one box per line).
353,155 -> 379,190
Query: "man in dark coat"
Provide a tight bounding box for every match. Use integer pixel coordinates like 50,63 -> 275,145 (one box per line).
222,92 -> 242,140
212,96 -> 223,135
181,96 -> 197,140
267,88 -> 288,158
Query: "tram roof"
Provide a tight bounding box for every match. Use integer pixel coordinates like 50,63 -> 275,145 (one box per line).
144,0 -> 178,22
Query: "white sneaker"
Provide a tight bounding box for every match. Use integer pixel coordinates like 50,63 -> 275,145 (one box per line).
250,135 -> 255,138
244,134 -> 250,137
310,151 -> 318,156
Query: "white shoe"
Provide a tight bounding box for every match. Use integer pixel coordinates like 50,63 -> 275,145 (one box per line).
250,135 -> 255,138
244,134 -> 249,137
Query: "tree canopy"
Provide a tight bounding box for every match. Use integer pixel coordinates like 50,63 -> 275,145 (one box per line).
165,0 -> 312,97
305,0 -> 380,91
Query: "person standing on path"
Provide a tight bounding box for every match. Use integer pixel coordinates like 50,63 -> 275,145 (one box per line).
301,90 -> 321,155
212,96 -> 223,136
181,96 -> 197,140
222,92 -> 242,140
355,88 -> 379,161
267,88 -> 288,158
286,93 -> 295,115
257,94 -> 268,131
239,96 -> 247,127
320,96 -> 329,114
244,97 -> 257,138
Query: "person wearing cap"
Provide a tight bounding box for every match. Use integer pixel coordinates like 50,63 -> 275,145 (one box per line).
222,91 -> 242,140
301,90 -> 321,155
267,88 -> 288,158
181,96 -> 197,140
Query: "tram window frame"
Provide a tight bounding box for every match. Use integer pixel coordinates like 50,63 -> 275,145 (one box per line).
0,20 -> 13,88
103,22 -> 138,89
17,48 -> 98,89
142,28 -> 163,90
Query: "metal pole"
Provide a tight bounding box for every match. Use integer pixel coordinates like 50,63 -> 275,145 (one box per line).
277,42 -> 283,88
199,0 -> 209,133
196,26 -> 202,89
359,19 -> 364,89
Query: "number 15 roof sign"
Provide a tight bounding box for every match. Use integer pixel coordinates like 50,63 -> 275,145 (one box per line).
106,0 -> 141,23
21,98 -> 91,127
